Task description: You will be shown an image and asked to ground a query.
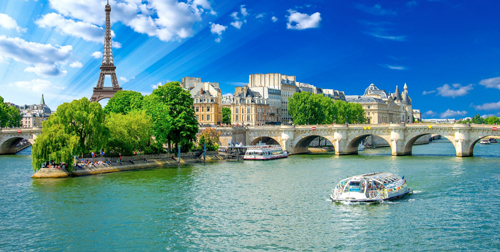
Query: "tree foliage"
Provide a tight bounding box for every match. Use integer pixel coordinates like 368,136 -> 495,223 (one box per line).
462,114 -> 500,125
222,107 -> 231,125
105,110 -> 153,156
0,96 -> 22,128
144,82 -> 198,150
104,90 -> 144,115
288,93 -> 367,125
198,127 -> 221,151
32,98 -> 109,170
32,124 -> 79,171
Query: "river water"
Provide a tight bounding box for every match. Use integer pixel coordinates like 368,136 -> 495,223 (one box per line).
1,140 -> 500,251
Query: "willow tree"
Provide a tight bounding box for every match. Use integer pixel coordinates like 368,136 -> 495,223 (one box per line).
32,124 -> 79,171
32,98 -> 109,171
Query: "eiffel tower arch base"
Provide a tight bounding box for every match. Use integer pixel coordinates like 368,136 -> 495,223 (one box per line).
90,87 -> 123,102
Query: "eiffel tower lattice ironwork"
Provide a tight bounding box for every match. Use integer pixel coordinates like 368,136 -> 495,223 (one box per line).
90,0 -> 122,102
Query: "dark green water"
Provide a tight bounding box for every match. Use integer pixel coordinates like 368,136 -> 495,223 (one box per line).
1,140 -> 500,251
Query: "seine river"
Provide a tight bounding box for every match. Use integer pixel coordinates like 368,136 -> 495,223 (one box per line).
1,140 -> 500,251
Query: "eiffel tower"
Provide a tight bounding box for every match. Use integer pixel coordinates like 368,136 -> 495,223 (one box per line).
90,0 -> 122,102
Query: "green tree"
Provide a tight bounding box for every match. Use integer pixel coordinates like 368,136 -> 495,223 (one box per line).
104,90 -> 144,115
32,124 -> 80,171
472,114 -> 484,124
37,98 -> 109,157
105,110 -> 153,156
485,116 -> 500,125
288,92 -> 325,125
333,100 -> 348,124
222,107 -> 231,125
6,105 -> 22,127
320,96 -> 336,124
0,96 -> 10,128
198,127 -> 221,151
347,103 -> 367,124
144,81 -> 198,151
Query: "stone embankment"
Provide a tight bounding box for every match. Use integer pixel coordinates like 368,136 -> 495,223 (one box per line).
32,152 -> 228,179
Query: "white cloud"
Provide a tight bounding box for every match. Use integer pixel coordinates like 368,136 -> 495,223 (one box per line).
231,20 -> 243,29
240,5 -> 249,17
479,76 -> 500,90
436,83 -> 473,98
24,65 -> 67,77
151,82 -> 162,89
256,13 -> 265,19
0,13 -> 26,32
440,109 -> 467,119
36,13 -> 108,43
112,40 -> 121,49
0,35 -> 71,77
286,10 -> 321,30
210,23 -> 226,36
92,51 -> 103,59
355,4 -> 397,15
230,5 -> 249,30
474,101 -> 500,111
9,79 -> 65,93
45,0 -> 215,43
69,61 -> 83,68
423,110 -> 437,117
272,16 -> 278,22
382,64 -> 406,70
422,90 -> 436,95
210,23 -> 227,42
120,76 -> 134,83
368,33 -> 406,41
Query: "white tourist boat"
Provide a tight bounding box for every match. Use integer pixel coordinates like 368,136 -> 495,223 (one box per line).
330,172 -> 411,203
480,138 -> 491,145
243,145 -> 289,161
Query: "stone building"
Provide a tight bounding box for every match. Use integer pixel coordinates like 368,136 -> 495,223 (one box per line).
228,87 -> 278,126
18,95 -> 52,128
249,87 -> 281,124
248,73 -> 298,124
183,77 -> 222,126
346,83 -> 414,124
413,109 -> 422,122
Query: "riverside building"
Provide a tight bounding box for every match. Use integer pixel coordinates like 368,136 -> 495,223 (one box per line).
345,83 -> 414,124
183,77 -> 223,126
248,73 -> 346,124
227,87 -> 278,126
18,95 -> 52,128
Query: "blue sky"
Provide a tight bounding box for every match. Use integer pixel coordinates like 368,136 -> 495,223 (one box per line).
1,0 -> 500,119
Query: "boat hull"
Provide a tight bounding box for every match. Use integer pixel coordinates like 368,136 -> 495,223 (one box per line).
243,155 -> 288,161
330,190 -> 412,203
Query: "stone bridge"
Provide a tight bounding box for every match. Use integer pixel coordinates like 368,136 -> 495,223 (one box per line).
0,128 -> 42,154
217,124 -> 499,157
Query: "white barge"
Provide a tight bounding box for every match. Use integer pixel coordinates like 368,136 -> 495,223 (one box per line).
330,172 -> 411,203
243,145 -> 288,161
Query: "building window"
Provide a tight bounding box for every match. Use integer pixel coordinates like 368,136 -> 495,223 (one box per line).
247,115 -> 251,121
247,107 -> 251,114
207,115 -> 210,121
236,115 -> 239,121
196,107 -> 199,112
201,107 -> 204,112
196,115 -> 199,120
236,106 -> 239,113
207,106 -> 210,112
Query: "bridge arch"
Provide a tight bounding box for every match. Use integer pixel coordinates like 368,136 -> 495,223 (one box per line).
403,132 -> 455,155
249,136 -> 280,146
345,133 -> 391,155
0,136 -> 29,155
468,135 -> 495,156
292,135 -> 335,154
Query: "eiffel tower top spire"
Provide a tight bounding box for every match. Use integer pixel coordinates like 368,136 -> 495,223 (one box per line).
102,0 -> 114,67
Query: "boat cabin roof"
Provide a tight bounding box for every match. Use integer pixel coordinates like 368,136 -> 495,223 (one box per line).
344,172 -> 402,184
